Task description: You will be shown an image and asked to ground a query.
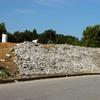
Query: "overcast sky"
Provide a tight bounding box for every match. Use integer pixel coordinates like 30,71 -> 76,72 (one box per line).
0,0 -> 100,38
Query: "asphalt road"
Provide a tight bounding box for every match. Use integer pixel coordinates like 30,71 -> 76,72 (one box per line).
0,75 -> 100,100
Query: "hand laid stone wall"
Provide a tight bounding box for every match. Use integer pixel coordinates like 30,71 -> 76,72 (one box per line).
13,41 -> 100,77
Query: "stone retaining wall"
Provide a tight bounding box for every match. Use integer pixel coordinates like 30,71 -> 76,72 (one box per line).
13,41 -> 100,77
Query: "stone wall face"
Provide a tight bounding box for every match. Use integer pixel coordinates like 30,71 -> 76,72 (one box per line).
14,42 -> 100,77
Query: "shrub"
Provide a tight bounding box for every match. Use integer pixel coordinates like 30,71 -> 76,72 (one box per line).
0,66 -> 10,78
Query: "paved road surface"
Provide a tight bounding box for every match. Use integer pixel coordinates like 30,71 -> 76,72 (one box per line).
0,76 -> 100,100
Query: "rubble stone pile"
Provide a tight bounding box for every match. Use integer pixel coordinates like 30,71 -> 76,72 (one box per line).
14,41 -> 100,77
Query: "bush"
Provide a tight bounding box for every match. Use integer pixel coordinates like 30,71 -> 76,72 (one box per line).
0,66 -> 10,78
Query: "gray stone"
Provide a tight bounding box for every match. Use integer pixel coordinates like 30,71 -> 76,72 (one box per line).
13,41 -> 100,77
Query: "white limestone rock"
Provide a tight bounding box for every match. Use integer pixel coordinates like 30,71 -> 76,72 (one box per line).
13,41 -> 100,77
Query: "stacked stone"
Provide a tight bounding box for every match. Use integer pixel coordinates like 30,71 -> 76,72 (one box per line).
14,41 -> 100,77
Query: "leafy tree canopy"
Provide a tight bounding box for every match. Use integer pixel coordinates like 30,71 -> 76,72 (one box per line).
82,25 -> 100,47
38,29 -> 56,44
0,23 -> 6,34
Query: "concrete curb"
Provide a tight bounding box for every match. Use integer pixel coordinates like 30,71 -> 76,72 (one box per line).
0,74 -> 66,84
0,73 -> 100,84
67,73 -> 100,77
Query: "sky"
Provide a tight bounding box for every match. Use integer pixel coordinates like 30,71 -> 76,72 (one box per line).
0,0 -> 100,38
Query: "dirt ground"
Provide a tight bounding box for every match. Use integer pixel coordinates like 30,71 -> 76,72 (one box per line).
0,42 -> 15,59
0,42 -> 18,77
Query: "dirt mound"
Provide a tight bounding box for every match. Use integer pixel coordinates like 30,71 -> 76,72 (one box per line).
0,42 -> 18,78
0,42 -> 16,59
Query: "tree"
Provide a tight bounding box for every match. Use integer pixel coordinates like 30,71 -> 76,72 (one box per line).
23,30 -> 33,41
55,34 -> 66,44
65,35 -> 79,45
0,23 -> 7,42
7,32 -> 15,42
32,29 -> 38,39
13,31 -> 24,43
0,23 -> 6,34
38,29 -> 56,44
13,29 -> 39,43
82,25 -> 100,47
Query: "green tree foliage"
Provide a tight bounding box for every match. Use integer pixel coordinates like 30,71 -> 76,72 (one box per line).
38,30 -> 79,45
0,66 -> 10,78
32,29 -> 38,39
55,34 -> 66,44
65,35 -> 80,45
55,34 -> 80,45
82,25 -> 100,47
38,29 -> 56,44
7,32 -> 15,42
0,22 -> 82,46
0,23 -> 7,42
23,30 -> 33,41
13,29 -> 38,43
0,25 -> 80,45
13,31 -> 24,43
0,23 -> 6,34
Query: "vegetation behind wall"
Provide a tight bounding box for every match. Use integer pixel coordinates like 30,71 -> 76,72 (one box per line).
0,23 -> 100,47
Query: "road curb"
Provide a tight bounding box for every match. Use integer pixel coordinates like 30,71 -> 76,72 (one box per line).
0,74 -> 67,84
0,73 -> 100,84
